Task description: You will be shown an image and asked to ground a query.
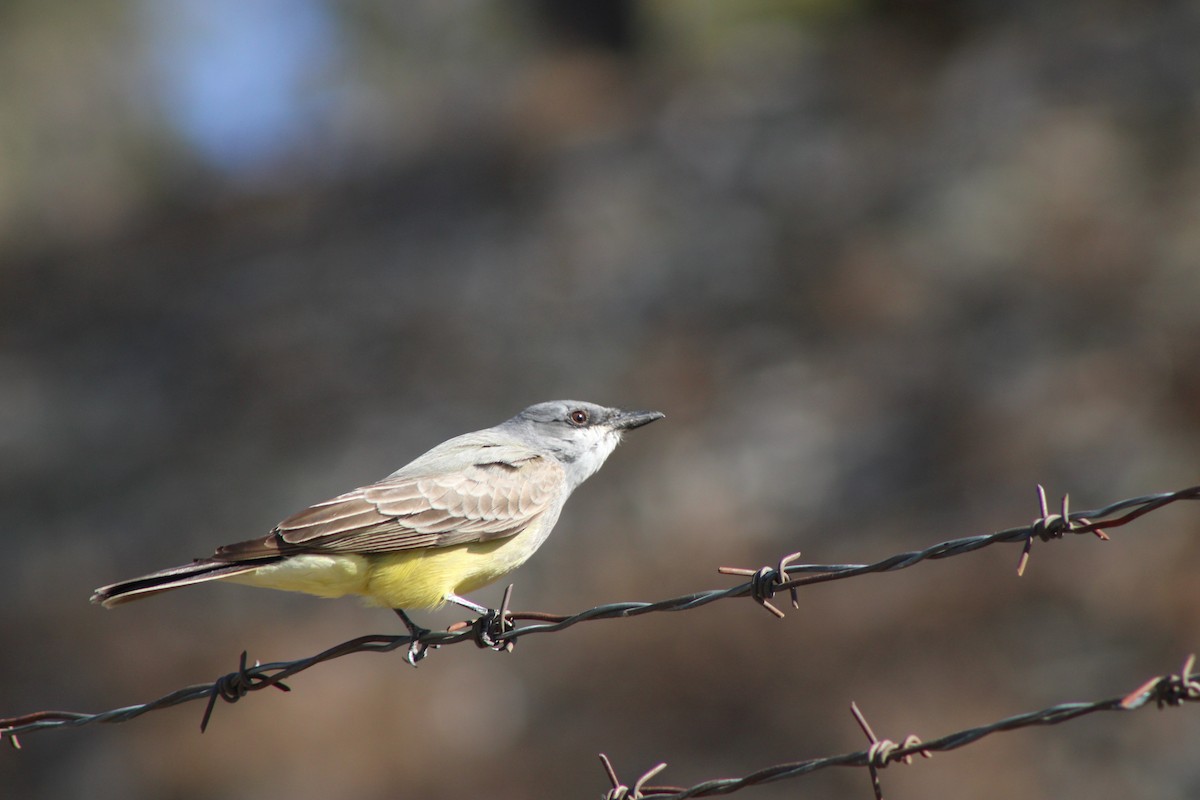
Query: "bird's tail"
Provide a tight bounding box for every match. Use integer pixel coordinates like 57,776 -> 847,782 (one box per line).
90,557 -> 282,608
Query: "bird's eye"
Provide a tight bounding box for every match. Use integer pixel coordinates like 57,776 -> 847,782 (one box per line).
568,409 -> 590,426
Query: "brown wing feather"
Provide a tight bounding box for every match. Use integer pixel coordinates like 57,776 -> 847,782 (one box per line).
214,456 -> 564,562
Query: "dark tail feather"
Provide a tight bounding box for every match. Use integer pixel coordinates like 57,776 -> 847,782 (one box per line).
91,558 -> 282,608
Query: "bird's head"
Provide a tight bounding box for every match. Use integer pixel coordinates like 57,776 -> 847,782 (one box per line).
505,400 -> 664,490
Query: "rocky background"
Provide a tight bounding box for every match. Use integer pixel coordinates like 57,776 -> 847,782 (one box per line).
2,1 -> 1199,798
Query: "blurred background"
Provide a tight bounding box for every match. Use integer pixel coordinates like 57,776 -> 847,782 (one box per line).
2,1 -> 1199,797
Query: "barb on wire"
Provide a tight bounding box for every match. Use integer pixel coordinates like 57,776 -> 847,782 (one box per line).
1120,653 -> 1200,710
2,484 -> 1198,743
600,754 -> 672,800
200,650 -> 292,733
1017,484 -> 1109,576
598,654 -> 1200,799
849,701 -> 930,799
717,551 -> 803,618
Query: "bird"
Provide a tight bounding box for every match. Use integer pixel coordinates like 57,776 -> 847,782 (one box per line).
91,400 -> 664,662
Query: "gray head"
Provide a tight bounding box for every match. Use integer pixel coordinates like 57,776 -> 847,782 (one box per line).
501,400 -> 664,491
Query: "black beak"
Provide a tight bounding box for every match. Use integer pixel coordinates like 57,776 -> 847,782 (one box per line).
611,409 -> 666,430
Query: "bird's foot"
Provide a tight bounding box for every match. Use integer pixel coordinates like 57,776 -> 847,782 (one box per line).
445,586 -> 516,653
447,609 -> 515,653
393,608 -> 435,667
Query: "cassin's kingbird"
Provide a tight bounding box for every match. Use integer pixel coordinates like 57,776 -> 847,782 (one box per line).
92,400 -> 663,660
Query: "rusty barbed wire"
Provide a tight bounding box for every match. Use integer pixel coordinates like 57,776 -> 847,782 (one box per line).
600,653 -> 1200,799
1,484 -> 1197,745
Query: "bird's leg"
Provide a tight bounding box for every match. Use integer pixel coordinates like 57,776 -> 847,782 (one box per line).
446,594 -> 489,615
446,590 -> 515,652
393,608 -> 432,667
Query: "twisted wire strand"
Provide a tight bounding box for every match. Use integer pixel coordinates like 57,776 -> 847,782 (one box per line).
620,653 -> 1199,798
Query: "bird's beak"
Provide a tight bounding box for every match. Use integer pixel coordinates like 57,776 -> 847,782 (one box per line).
611,409 -> 665,430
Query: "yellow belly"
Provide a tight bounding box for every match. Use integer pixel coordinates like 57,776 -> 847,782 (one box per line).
364,538 -> 523,609
224,533 -> 539,610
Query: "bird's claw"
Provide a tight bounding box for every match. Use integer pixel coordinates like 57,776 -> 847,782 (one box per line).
394,608 -> 435,668
404,638 -> 433,667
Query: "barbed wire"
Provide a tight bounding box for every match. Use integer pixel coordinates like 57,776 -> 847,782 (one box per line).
1,484 -> 1197,747
598,654 -> 1200,799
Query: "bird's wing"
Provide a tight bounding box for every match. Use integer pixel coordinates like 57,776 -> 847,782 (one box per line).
212,454 -> 564,561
